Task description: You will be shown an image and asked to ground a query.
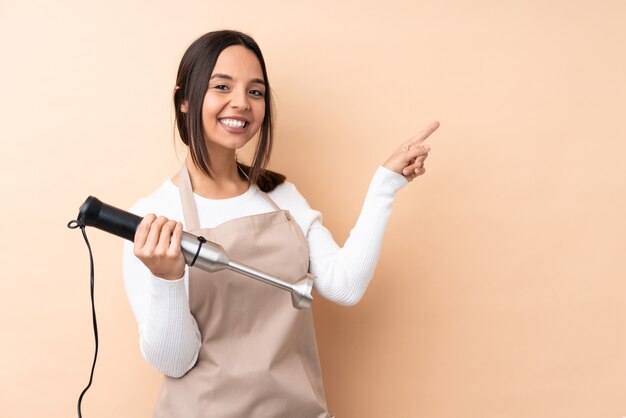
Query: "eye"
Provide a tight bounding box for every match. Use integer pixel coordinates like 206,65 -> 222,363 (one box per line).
213,84 -> 229,91
249,89 -> 265,97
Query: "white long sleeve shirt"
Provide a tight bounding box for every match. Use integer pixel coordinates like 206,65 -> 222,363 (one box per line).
123,166 -> 408,377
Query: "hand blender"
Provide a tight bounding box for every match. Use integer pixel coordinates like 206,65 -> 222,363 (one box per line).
74,196 -> 314,309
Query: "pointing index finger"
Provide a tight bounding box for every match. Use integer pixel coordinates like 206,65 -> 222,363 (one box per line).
407,121 -> 440,147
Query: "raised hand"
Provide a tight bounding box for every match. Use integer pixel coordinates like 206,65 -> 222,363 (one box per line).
383,121 -> 439,182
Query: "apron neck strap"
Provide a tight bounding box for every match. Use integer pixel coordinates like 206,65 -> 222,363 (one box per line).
259,188 -> 280,211
178,162 -> 283,229
178,163 -> 201,231
236,163 -> 280,211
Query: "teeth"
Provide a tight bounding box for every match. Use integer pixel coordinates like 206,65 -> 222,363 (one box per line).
220,118 -> 246,128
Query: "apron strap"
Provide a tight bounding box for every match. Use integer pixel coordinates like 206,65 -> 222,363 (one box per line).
178,163 -> 201,231
259,190 -> 281,211
237,163 -> 281,211
179,162 -> 283,229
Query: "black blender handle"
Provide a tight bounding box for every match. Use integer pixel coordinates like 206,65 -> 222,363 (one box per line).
77,196 -> 143,242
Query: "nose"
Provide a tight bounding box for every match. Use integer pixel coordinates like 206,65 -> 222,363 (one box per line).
230,87 -> 251,111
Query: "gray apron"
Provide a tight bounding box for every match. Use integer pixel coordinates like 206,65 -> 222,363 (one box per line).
153,164 -> 332,418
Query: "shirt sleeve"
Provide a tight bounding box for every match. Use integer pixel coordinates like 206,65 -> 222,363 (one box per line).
283,166 -> 408,305
122,200 -> 201,378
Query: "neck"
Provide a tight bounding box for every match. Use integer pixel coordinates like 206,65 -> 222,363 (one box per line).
183,150 -> 249,199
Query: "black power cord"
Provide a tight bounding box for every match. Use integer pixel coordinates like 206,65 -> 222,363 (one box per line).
68,219 -> 98,418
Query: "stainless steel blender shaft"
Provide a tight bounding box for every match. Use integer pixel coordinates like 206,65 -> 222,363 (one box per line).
180,232 -> 313,309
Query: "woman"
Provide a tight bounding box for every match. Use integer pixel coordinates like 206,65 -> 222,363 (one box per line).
123,30 -> 438,417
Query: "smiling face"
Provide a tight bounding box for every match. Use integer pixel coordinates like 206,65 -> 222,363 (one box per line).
201,45 -> 266,153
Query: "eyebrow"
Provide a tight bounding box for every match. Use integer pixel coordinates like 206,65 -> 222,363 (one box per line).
210,73 -> 265,85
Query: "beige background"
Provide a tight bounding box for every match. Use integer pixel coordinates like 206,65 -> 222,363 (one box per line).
2,0 -> 625,417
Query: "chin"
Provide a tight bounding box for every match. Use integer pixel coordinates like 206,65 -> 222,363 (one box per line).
214,138 -> 254,151
203,132 -> 254,150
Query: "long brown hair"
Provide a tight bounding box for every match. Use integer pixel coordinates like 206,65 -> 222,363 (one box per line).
173,30 -> 285,192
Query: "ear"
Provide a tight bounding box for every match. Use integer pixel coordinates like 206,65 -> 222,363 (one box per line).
180,100 -> 189,113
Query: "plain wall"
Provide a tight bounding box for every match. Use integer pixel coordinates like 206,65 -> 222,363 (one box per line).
1,0 -> 625,417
